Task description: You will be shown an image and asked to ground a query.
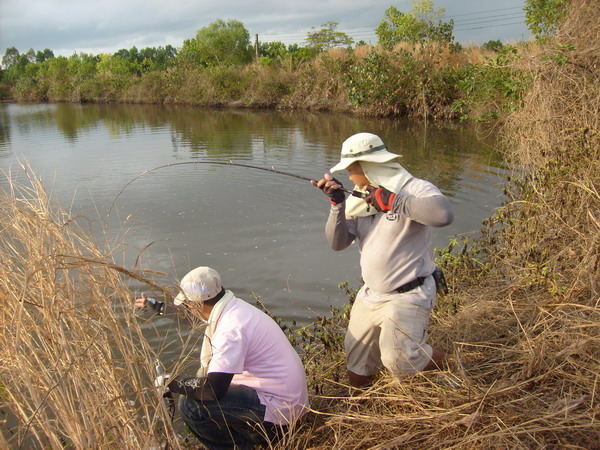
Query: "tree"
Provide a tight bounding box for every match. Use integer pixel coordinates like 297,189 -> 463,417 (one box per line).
97,53 -> 138,77
137,45 -> 177,71
286,43 -> 315,65
258,41 -> 289,67
35,49 -> 54,63
525,0 -> 571,40
305,21 -> 353,53
68,53 -> 99,79
114,48 -> 133,61
24,49 -> 36,64
375,0 -> 454,49
2,47 -> 32,80
2,47 -> 20,69
179,19 -> 252,67
40,55 -> 70,80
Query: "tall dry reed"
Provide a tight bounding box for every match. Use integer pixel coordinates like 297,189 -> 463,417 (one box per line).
0,166 -> 189,448
498,0 -> 599,300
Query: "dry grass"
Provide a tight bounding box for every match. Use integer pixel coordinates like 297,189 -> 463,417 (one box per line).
353,44 -> 375,60
1,2 -> 598,447
323,48 -> 351,60
497,0 -> 599,299
0,166 -> 191,448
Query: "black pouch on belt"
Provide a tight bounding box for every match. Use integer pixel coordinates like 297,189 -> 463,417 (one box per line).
432,267 -> 449,296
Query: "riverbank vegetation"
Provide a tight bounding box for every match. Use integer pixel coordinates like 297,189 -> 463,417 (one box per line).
1,0 -> 537,121
2,0 -> 598,448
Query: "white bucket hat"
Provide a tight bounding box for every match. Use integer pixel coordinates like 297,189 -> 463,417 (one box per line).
330,132 -> 402,173
174,266 -> 223,305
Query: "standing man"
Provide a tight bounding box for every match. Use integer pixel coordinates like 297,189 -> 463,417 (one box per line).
311,132 -> 457,388
136,266 -> 309,449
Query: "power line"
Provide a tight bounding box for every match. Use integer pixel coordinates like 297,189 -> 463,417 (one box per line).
258,6 -> 528,45
260,33 -> 306,40
446,6 -> 523,19
351,6 -> 527,29
454,15 -> 526,27
455,21 -> 527,32
453,12 -> 525,25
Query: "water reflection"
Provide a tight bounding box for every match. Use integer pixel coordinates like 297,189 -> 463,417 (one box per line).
0,107 -> 10,151
1,103 -> 502,186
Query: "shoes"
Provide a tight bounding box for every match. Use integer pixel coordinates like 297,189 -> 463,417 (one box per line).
437,361 -> 466,389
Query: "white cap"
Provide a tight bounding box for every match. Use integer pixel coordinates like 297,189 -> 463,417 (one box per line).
173,266 -> 222,305
330,132 -> 401,173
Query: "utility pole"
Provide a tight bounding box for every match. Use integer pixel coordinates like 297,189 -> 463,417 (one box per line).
255,34 -> 259,62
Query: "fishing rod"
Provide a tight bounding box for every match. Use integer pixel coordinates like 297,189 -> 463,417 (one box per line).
109,160 -> 366,215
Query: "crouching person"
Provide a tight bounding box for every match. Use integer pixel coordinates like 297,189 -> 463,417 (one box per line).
136,266 -> 309,449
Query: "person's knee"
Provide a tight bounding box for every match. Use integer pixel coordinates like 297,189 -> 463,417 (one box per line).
178,395 -> 192,421
178,395 -> 206,423
381,353 -> 414,377
381,339 -> 429,377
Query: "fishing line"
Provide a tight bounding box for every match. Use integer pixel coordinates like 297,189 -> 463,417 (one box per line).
109,160 -> 364,216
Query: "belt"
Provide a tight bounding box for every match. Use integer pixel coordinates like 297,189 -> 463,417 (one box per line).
395,276 -> 427,294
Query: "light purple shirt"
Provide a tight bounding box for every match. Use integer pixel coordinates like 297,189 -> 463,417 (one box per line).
207,297 -> 309,424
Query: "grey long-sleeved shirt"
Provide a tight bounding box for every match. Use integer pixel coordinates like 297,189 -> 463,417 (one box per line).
325,177 -> 454,297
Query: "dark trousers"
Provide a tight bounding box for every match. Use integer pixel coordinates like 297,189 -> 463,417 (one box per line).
178,384 -> 281,450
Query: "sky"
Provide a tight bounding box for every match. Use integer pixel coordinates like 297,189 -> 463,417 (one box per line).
0,0 -> 531,57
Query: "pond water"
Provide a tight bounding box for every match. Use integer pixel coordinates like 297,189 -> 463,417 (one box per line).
0,103 -> 506,327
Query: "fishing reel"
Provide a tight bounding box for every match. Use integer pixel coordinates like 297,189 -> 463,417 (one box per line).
154,360 -> 173,398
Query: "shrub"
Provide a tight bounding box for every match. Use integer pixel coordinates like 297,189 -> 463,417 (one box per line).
482,40 -> 504,52
452,45 -> 532,121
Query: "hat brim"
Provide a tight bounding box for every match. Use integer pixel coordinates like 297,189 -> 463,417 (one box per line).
174,292 -> 208,305
330,152 -> 401,173
173,292 -> 186,306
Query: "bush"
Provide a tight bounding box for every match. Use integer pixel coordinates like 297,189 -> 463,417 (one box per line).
452,45 -> 531,121
344,46 -> 462,118
482,40 -> 504,52
281,54 -> 353,111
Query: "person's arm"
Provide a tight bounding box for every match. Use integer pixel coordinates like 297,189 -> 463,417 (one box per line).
325,203 -> 356,250
310,174 -> 356,250
393,193 -> 454,227
364,185 -> 453,227
167,372 -> 234,401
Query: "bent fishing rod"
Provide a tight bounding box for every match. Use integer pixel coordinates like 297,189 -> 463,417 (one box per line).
109,160 -> 366,216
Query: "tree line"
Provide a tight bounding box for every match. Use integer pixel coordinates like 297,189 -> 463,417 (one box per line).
0,0 -> 571,121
